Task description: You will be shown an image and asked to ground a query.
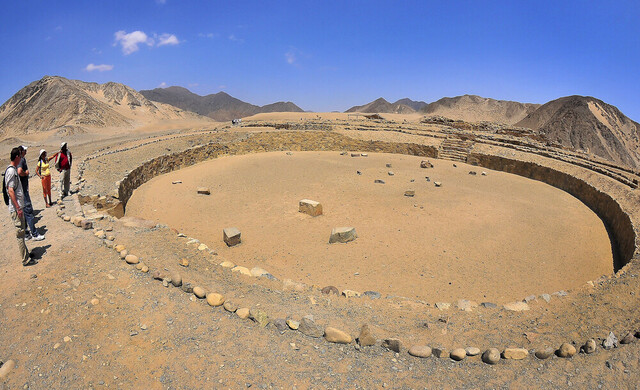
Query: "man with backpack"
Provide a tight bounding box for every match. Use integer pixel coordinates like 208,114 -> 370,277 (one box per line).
54,142 -> 72,199
4,147 -> 34,266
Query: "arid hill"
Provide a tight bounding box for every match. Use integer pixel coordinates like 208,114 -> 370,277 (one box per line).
0,76 -> 206,138
345,97 -> 416,114
139,86 -> 304,122
516,95 -> 640,168
420,95 -> 540,125
394,98 -> 428,111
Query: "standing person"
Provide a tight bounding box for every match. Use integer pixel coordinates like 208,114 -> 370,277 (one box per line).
36,149 -> 53,207
4,147 -> 34,265
54,142 -> 72,199
17,146 -> 45,241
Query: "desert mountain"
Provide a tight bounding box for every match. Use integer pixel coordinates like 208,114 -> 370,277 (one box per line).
139,86 -> 303,122
0,76 -> 206,138
345,98 -> 416,114
420,95 -> 540,125
393,98 -> 428,111
516,95 -> 640,168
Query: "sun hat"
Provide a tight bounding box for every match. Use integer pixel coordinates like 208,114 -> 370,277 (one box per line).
61,142 -> 67,148
20,145 -> 28,151
39,149 -> 46,157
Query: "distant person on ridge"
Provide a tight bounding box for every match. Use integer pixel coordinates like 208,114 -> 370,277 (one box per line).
54,142 -> 72,199
36,149 -> 54,207
18,146 -> 45,241
4,147 -> 35,265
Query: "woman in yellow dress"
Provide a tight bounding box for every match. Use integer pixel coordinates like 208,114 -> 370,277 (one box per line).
35,149 -> 54,207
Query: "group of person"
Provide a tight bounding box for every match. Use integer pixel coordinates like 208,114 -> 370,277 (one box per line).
4,142 -> 72,266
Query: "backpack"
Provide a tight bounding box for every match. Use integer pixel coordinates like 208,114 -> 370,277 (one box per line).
2,166 -> 16,206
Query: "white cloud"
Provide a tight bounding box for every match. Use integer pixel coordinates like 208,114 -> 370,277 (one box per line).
198,32 -> 218,39
85,63 -> 114,72
157,33 -> 179,46
114,30 -> 153,55
158,82 -> 168,88
228,34 -> 243,43
285,51 -> 296,65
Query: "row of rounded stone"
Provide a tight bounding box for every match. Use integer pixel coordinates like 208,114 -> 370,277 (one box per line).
69,206 -> 640,368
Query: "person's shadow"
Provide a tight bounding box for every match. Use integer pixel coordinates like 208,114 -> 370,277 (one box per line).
30,244 -> 51,261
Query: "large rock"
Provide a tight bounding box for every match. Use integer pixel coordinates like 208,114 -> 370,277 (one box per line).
192,287 -> 206,299
299,199 -> 323,217
581,339 -> 597,354
408,345 -> 432,358
223,227 -> 241,247
124,255 -> 139,264
206,293 -> 225,307
450,348 -> 466,361
556,343 -> 577,358
329,227 -> 357,244
298,315 -> 323,338
382,338 -> 403,353
503,302 -> 530,311
603,332 -> 618,349
249,309 -> 270,327
0,360 -> 16,379
482,348 -> 501,364
357,325 -> 376,346
502,348 -> 528,360
324,327 -> 352,344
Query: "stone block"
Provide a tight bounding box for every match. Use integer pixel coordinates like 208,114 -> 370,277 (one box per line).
223,227 -> 241,247
299,199 -> 323,216
197,187 -> 211,195
329,227 -> 357,244
81,219 -> 93,230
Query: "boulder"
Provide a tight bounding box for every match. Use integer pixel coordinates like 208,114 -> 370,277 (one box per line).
223,227 -> 241,247
329,227 -> 357,244
298,315 -> 323,338
408,345 -> 432,358
324,327 -> 352,344
357,325 -> 377,346
299,199 -> 323,217
206,293 -> 225,307
502,348 -> 528,360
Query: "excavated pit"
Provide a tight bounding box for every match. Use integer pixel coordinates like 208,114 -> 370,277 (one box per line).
125,151 -> 613,302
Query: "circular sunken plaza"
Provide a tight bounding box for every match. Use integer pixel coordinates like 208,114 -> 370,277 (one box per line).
126,150 -> 613,303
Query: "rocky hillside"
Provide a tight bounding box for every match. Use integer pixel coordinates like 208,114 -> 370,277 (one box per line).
345,98 -> 416,114
516,96 -> 640,168
139,86 -> 303,122
0,76 -> 205,137
421,95 -> 540,125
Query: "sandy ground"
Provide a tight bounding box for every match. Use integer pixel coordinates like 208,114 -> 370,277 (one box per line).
125,151 -> 612,303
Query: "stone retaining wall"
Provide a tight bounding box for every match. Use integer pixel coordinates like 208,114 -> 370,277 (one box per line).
117,131 -> 438,207
116,130 -> 637,271
469,152 -> 637,271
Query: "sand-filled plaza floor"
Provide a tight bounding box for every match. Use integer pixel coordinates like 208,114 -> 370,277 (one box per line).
126,151 -> 613,303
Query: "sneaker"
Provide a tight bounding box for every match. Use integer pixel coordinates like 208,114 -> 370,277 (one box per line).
32,234 -> 45,241
24,234 -> 32,241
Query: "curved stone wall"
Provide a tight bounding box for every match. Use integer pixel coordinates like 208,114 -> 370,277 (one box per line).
116,131 -> 637,272
468,153 -> 637,271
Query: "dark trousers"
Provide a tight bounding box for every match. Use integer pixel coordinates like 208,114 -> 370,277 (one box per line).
22,190 -> 37,236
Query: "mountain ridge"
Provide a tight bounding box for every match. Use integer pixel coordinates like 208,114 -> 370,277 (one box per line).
139,87 -> 304,121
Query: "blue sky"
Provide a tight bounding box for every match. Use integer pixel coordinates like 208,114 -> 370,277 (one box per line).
1,1 -> 639,120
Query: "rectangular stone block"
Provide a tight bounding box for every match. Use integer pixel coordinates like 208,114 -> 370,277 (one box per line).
223,227 -> 241,247
329,227 -> 357,244
197,187 -> 211,195
299,199 -> 323,216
